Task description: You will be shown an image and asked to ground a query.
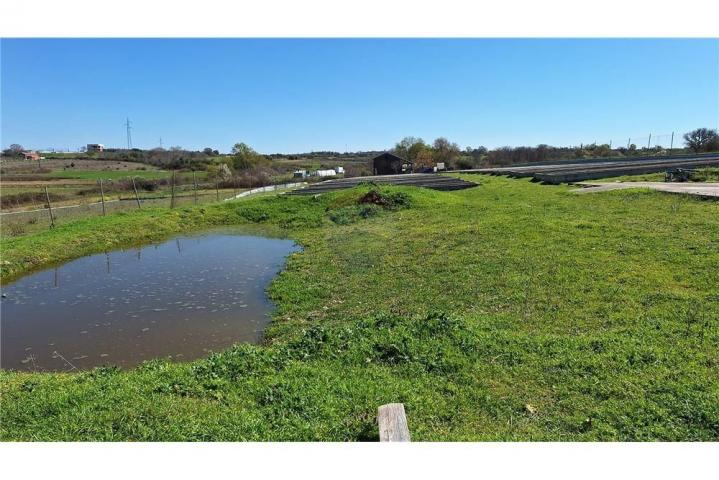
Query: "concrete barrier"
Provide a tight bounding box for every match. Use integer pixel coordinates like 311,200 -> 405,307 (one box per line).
225,182 -> 308,200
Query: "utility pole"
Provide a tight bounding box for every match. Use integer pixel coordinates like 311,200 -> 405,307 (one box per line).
159,137 -> 163,149
669,132 -> 674,153
125,118 -> 133,149
627,138 -> 631,149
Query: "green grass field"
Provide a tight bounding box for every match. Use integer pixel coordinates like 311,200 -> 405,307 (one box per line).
1,175 -> 717,440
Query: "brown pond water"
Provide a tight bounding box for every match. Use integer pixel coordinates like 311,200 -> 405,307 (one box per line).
0,230 -> 300,371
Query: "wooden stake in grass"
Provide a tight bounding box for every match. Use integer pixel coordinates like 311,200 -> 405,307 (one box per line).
215,181 -> 220,202
43,186 -> 55,229
170,170 -> 176,208
98,178 -> 106,216
131,177 -> 142,209
193,171 -> 198,204
377,403 -> 411,442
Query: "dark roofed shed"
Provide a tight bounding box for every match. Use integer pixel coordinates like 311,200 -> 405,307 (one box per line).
373,152 -> 413,175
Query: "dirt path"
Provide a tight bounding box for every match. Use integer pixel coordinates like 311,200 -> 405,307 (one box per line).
573,182 -> 719,198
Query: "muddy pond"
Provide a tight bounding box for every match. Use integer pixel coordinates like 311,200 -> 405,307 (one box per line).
0,230 -> 300,371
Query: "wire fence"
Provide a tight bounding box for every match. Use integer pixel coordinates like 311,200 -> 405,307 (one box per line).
0,180 -> 309,238
572,132 -> 682,150
0,185 -> 238,237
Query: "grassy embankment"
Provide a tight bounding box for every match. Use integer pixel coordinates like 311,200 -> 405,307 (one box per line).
1,175 -> 718,440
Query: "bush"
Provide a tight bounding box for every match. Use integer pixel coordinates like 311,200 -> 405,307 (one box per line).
217,169 -> 273,189
0,191 -> 68,209
454,157 -> 476,170
5,222 -> 26,237
116,178 -> 167,192
330,189 -> 412,225
358,189 -> 412,210
343,163 -> 372,178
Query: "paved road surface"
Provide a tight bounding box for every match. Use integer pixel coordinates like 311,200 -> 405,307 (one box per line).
573,182 -> 719,198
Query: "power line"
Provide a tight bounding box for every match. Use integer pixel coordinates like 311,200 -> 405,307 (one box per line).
125,117 -> 133,149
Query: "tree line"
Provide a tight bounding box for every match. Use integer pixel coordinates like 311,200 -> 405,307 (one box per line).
3,128 -> 717,171
388,128 -> 719,169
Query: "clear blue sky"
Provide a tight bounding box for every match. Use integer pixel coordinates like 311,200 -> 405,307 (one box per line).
2,39 -> 717,153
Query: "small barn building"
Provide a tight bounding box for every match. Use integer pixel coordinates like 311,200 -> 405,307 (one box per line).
22,151 -> 41,161
373,152 -> 412,175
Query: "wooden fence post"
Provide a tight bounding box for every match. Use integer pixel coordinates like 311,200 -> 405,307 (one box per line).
131,177 -> 142,209
193,171 -> 198,204
215,181 -> 220,201
377,403 -> 411,442
43,186 -> 55,228
170,170 -> 176,208
99,178 -> 106,216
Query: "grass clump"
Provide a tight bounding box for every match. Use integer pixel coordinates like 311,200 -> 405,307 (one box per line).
691,167 -> 719,182
329,188 -> 412,225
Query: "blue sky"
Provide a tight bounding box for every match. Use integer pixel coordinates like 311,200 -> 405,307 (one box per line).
2,38 -> 717,153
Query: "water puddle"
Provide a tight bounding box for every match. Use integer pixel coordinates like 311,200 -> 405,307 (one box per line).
1,230 -> 300,371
